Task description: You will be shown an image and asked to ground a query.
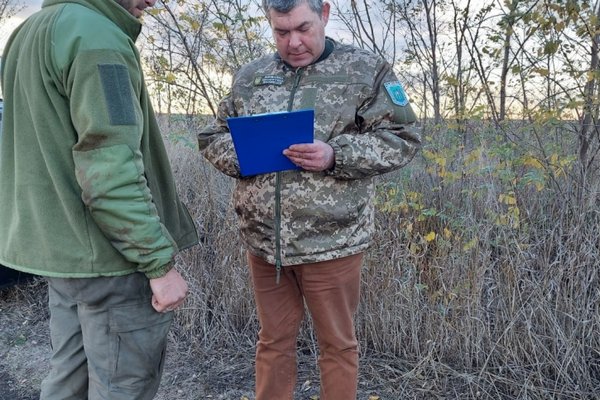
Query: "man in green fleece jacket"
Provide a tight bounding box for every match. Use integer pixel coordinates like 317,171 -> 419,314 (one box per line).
0,0 -> 198,398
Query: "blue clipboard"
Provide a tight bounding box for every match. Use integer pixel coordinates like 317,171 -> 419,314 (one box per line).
227,109 -> 314,177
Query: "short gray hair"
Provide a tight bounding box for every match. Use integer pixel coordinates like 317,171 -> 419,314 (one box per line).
262,0 -> 323,15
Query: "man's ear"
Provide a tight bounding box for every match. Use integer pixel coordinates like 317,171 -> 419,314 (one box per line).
322,1 -> 330,24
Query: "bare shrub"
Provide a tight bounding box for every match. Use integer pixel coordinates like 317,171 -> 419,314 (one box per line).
161,116 -> 257,351
162,117 -> 600,398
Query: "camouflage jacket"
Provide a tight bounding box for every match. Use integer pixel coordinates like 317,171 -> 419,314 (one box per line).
199,38 -> 421,270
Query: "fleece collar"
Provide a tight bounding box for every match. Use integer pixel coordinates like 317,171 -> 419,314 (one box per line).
41,0 -> 142,41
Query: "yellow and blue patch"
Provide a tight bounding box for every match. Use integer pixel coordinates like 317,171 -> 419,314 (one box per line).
384,81 -> 409,107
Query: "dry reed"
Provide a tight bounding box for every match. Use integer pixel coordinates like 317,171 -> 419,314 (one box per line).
161,117 -> 600,399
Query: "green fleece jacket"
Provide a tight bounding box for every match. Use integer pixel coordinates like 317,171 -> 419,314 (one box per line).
0,0 -> 198,278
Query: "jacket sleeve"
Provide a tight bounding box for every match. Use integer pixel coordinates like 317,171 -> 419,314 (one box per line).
67,48 -> 177,279
326,61 -> 422,180
197,93 -> 242,178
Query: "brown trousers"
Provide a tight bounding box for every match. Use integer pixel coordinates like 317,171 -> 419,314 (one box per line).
247,252 -> 363,400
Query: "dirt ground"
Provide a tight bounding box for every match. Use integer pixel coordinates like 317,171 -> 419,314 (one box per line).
0,278 -> 421,400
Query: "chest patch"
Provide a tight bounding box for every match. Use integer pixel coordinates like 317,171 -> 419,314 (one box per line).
384,81 -> 409,107
254,75 -> 285,86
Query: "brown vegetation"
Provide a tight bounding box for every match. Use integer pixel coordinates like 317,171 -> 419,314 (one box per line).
161,115 -> 599,398
1,116 -> 599,399
2,0 -> 600,398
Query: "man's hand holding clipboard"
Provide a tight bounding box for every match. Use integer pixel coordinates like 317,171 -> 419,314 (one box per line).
283,140 -> 335,172
227,109 -> 315,177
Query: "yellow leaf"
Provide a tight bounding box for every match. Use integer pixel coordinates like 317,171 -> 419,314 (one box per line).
425,231 -> 436,242
422,149 -> 436,160
165,73 -> 177,84
522,155 -> 544,169
534,181 -> 544,192
465,148 -> 482,165
443,227 -> 452,239
463,237 -> 478,251
409,242 -> 421,254
499,193 -> 517,205
496,215 -> 508,226
369,396 -> 381,400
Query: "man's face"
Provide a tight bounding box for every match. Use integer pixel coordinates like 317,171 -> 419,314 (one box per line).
114,0 -> 156,18
268,1 -> 330,68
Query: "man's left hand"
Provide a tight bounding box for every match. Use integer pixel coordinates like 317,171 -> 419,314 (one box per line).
149,268 -> 188,313
283,139 -> 334,172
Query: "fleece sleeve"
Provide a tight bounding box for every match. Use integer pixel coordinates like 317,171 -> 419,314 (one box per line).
67,48 -> 177,279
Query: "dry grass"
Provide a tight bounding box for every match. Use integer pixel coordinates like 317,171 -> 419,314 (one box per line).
160,116 -> 600,399
2,116 -> 597,399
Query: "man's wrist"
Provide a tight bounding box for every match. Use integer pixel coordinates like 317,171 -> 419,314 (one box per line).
145,261 -> 174,279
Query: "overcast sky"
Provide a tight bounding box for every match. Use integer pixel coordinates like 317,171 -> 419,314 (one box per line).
0,0 -> 41,52
18,0 -> 43,17
1,0 -> 350,53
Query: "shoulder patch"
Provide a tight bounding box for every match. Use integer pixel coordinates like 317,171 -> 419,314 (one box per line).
254,75 -> 285,86
98,64 -> 136,125
384,81 -> 409,107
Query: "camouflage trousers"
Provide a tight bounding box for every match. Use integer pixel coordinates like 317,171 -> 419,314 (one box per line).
247,251 -> 363,400
40,273 -> 173,400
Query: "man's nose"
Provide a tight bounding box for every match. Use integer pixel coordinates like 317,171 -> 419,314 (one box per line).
289,31 -> 302,48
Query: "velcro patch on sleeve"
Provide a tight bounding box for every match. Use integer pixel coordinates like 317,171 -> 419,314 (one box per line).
384,81 -> 409,107
98,64 -> 136,125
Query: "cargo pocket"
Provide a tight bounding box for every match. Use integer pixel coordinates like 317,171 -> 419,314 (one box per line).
108,300 -> 173,398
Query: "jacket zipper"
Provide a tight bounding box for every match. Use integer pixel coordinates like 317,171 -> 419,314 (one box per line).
274,67 -> 304,284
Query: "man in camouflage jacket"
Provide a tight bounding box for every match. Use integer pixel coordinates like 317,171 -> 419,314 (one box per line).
198,0 -> 421,399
